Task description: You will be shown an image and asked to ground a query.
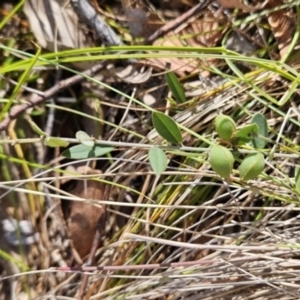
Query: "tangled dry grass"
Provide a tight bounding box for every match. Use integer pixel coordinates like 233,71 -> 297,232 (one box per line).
1,0 -> 300,299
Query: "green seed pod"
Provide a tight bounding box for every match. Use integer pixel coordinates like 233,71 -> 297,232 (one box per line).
215,115 -> 236,141
239,152 -> 265,181
209,145 -> 234,179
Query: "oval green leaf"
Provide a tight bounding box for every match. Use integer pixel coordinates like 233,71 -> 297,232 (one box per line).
152,112 -> 182,144
251,113 -> 268,149
165,71 -> 186,104
149,146 -> 168,175
61,144 -> 114,159
215,115 -> 236,141
209,145 -> 234,179
239,152 -> 265,181
76,130 -> 95,147
45,137 -> 69,147
233,124 -> 259,146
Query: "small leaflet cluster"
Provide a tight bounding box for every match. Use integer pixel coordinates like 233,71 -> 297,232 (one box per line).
210,114 -> 267,181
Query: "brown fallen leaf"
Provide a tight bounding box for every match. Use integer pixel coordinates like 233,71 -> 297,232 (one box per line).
266,0 -> 296,60
64,166 -> 105,258
216,0 -> 258,12
137,7 -> 226,76
120,0 -> 162,39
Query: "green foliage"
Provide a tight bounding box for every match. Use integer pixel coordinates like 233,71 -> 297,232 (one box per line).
209,114 -> 267,180
61,144 -> 114,159
251,113 -> 268,149
209,145 -> 234,179
148,113 -> 267,181
76,130 -> 95,147
214,114 -> 266,148
152,111 -> 182,144
214,115 -> 236,141
239,153 -> 265,181
233,124 -> 259,146
149,146 -> 168,175
165,71 -> 186,104
2,2 -> 300,296
45,137 -> 69,147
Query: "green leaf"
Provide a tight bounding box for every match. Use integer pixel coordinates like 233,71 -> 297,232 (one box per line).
165,71 -> 186,104
209,145 -> 234,179
239,152 -> 265,181
295,167 -> 300,194
61,144 -> 114,159
251,113 -> 268,149
27,118 -> 46,136
214,115 -> 236,141
148,146 -> 168,175
233,124 -> 259,146
45,137 -> 69,147
152,112 -> 182,144
76,130 -> 95,147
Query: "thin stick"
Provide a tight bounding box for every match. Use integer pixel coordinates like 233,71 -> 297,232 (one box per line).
145,0 -> 212,44
71,0 -> 123,46
0,63 -> 106,132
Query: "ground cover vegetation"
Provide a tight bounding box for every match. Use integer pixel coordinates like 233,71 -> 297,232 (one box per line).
1,0 -> 300,299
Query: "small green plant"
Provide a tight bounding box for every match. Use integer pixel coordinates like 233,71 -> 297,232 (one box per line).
212,113 -> 267,180
149,112 -> 267,181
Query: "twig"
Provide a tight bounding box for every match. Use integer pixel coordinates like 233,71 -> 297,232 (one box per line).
0,63 -> 106,132
78,184 -> 111,300
145,0 -> 213,44
71,0 -> 123,46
